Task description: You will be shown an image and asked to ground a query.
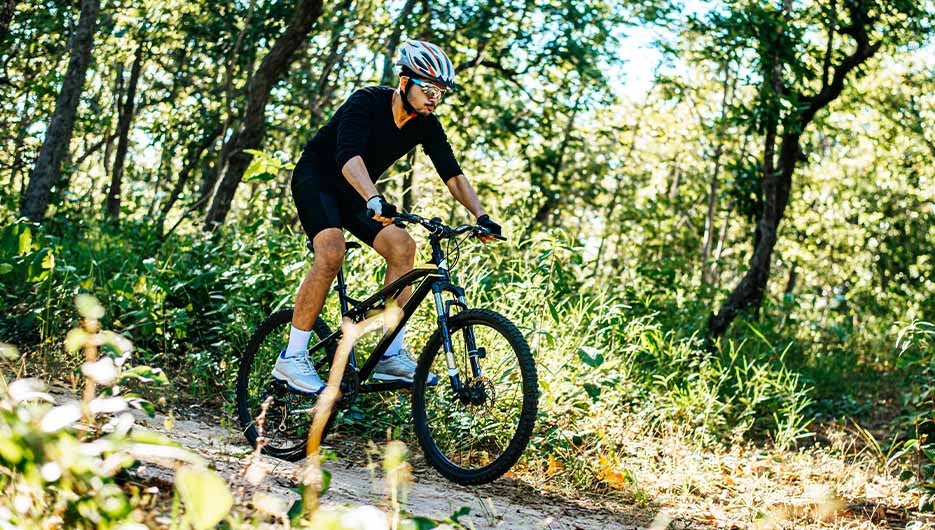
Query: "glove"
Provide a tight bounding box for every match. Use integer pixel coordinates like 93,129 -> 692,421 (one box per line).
366,195 -> 397,222
476,214 -> 502,238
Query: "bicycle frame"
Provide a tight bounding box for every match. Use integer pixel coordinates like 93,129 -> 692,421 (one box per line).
307,234 -> 480,394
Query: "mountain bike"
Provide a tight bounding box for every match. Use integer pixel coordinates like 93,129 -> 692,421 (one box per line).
235,212 -> 539,485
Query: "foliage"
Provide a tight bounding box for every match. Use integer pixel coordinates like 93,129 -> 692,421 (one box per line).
894,321 -> 935,510
2,0 -> 935,521
0,296 -> 186,529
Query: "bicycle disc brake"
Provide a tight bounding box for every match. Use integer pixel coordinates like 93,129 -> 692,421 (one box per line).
460,376 -> 496,415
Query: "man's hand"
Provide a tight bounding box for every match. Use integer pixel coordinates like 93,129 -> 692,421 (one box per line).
366,195 -> 398,225
476,214 -> 502,243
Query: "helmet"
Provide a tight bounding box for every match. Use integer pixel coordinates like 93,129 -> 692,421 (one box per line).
395,40 -> 455,89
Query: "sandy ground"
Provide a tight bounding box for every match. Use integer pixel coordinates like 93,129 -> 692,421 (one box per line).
129,406 -> 644,530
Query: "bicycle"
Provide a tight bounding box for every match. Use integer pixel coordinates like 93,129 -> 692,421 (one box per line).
235,212 -> 539,485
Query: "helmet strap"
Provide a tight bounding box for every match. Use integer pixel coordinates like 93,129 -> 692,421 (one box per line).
399,77 -> 418,117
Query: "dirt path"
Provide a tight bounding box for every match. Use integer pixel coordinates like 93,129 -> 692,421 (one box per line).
131,406 -> 642,530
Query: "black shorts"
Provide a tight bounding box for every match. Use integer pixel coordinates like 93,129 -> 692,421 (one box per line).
290,160 -> 387,247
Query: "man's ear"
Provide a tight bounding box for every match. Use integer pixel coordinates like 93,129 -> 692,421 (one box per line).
399,76 -> 409,91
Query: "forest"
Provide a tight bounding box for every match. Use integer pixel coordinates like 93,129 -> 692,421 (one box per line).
1,0 -> 934,528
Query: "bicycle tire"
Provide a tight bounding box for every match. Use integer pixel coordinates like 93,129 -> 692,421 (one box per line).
412,308 -> 538,485
236,308 -> 337,461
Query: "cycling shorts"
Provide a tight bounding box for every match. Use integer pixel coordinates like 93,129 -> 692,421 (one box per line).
290,159 -> 387,247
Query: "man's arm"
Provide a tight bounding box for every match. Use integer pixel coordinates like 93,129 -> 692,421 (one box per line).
341,155 -> 379,200
444,174 -> 487,219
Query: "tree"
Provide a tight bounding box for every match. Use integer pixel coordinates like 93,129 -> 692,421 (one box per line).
0,0 -> 16,51
105,39 -> 145,218
20,0 -> 100,221
704,0 -> 934,340
202,0 -> 324,230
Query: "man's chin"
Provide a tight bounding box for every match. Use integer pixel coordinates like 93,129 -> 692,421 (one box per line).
417,107 -> 434,116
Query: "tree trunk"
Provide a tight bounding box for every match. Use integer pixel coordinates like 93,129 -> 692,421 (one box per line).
103,63 -> 124,179
7,100 -> 31,191
20,0 -> 100,221
105,40 -> 145,218
380,0 -> 418,85
160,125 -> 221,219
701,61 -> 738,285
708,0 -> 882,340
0,0 -> 16,52
526,100 -> 580,234
209,0 -> 257,213
309,0 -> 354,125
203,0 -> 324,231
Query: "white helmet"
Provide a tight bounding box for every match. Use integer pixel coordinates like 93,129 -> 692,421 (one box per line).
395,40 -> 456,89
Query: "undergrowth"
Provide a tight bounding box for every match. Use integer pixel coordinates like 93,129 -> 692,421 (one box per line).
0,214 -> 925,501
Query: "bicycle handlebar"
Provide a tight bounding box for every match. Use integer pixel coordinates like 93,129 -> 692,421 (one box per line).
391,211 -> 507,241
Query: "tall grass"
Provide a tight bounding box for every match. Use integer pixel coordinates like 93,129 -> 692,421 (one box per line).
0,215 -> 887,495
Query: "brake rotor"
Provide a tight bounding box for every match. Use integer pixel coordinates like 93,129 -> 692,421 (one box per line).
463,376 -> 496,415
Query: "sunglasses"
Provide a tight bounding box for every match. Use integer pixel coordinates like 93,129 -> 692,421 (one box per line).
409,78 -> 446,101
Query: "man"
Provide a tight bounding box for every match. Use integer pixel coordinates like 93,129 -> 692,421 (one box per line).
273,40 -> 502,394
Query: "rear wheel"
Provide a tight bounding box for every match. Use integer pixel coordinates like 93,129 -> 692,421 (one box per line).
236,308 -> 337,461
412,309 -> 538,484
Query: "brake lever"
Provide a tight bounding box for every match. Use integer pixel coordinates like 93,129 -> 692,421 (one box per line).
474,227 -> 507,241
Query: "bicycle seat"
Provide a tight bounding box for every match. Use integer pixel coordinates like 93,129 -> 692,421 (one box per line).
306,240 -> 362,253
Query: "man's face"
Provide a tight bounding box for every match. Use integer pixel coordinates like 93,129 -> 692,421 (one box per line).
406,77 -> 446,116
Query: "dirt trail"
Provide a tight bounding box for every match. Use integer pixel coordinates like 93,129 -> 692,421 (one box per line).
131,407 -> 641,530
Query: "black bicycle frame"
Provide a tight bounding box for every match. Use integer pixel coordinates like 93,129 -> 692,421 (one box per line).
306,236 -> 480,394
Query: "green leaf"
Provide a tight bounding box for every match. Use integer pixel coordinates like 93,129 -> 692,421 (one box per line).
26,248 -> 54,283
449,506 -> 471,523
577,346 -> 604,367
17,225 -> 32,255
120,366 -> 170,386
0,263 -> 12,275
320,468 -> 331,495
547,300 -> 561,323
176,466 -> 233,530
584,382 -> 601,400
402,516 -> 441,530
287,486 -> 305,520
243,149 -> 286,182
127,396 -> 156,417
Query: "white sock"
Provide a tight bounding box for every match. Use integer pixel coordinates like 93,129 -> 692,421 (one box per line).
286,325 -> 312,356
382,325 -> 406,359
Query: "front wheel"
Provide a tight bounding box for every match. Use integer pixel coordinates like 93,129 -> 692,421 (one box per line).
412,308 -> 538,485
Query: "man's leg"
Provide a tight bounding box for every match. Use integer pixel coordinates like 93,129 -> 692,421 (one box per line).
273,228 -> 345,393
372,224 -> 417,307
293,228 -> 346,330
370,225 -> 435,383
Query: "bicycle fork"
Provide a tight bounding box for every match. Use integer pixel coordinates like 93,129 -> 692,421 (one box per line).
432,284 -> 483,392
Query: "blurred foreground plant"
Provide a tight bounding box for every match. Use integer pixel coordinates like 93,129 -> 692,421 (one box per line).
895,320 -> 935,511
0,295 -> 212,529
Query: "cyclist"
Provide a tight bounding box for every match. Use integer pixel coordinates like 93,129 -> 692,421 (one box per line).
273,40 -> 502,394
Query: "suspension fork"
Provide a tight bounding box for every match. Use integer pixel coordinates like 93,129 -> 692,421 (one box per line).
432,283 -> 482,391
432,283 -> 462,391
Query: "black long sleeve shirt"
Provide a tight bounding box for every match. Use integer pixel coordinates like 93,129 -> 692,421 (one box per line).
301,86 -> 462,191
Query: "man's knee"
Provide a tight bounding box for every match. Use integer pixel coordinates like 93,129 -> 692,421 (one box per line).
312,229 -> 345,275
376,227 -> 416,265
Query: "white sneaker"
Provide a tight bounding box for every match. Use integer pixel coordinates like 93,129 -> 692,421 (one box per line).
374,350 -> 438,385
272,349 -> 325,394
